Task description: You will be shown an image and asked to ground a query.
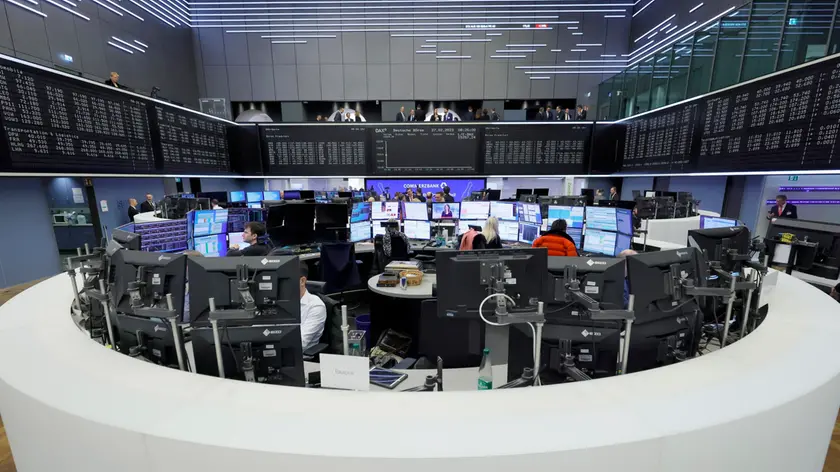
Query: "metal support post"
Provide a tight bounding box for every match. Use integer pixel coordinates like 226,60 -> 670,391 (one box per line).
620,294 -> 635,375
99,279 -> 116,348
166,293 -> 186,371
209,298 -> 226,378
720,275 -> 738,348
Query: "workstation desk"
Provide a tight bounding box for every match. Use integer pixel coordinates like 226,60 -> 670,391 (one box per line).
1,267 -> 840,471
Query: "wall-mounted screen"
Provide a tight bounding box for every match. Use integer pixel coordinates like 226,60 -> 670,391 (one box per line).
261,125 -> 367,175
371,125 -> 479,174
151,104 -> 230,174
365,178 -> 485,202
432,202 -> 460,220
483,124 -> 589,175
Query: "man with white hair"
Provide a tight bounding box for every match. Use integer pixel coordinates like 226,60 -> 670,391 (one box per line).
618,249 -> 638,308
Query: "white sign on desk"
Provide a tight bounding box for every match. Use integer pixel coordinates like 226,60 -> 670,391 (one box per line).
320,354 -> 370,391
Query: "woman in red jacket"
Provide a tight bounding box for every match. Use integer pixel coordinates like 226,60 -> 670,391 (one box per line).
532,219 -> 578,256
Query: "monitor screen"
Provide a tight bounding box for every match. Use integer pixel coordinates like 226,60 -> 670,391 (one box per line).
263,191 -> 281,201
373,223 -> 387,237
365,178 -> 486,202
404,220 -> 431,240
229,191 -> 246,203
490,201 -> 517,221
583,229 -> 617,256
700,215 -> 739,229
246,191 -> 263,202
193,234 -> 227,257
616,208 -> 634,235
403,202 -> 428,221
585,206 -> 617,232
228,232 -> 250,249
517,202 -> 543,224
518,223 -> 540,245
615,232 -> 633,256
350,221 -> 372,243
193,209 -> 228,237
458,220 -> 483,235
248,203 -> 262,209
499,220 -> 519,241
460,201 -> 490,220
283,191 -> 301,200
567,227 -> 583,248
351,202 -> 372,223
372,201 -> 400,220
547,205 -> 584,229
432,203 -> 460,220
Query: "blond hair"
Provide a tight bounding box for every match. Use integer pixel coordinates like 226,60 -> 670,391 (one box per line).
483,216 -> 499,243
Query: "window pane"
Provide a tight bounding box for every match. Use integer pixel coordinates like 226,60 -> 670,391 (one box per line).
619,67 -> 638,118
649,53 -> 671,110
598,79 -> 613,120
777,0 -> 834,71
711,7 -> 750,90
668,38 -> 694,104
741,0 -> 786,80
686,28 -> 719,98
634,57 -> 654,113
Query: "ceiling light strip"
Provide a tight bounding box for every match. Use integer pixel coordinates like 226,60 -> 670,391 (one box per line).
632,0 -> 654,17
633,13 -> 675,42
132,0 -> 180,25
496,49 -> 536,52
262,34 -> 336,38
627,8 -> 734,66
147,0 -> 187,23
486,32 -> 502,36
272,40 -> 306,43
44,0 -> 89,19
439,49 -> 456,53
188,2 -> 633,10
219,26 -> 555,32
436,55 -> 470,58
5,0 -> 46,17
391,33 -> 472,37
56,0 -> 76,7
415,50 -> 436,53
530,76 -> 551,79
526,70 -> 624,74
689,2 -> 704,13
134,39 -> 149,47
505,43 -> 546,47
576,43 -> 602,46
92,0 -> 123,16
103,0 -> 144,20
427,38 -> 491,42
664,24 -> 679,34
108,41 -> 134,53
604,14 -> 625,18
572,32 -> 583,35
112,36 -> 145,52
629,20 -> 697,57
129,0 -> 177,26
550,49 -> 562,52
570,48 -> 586,51
490,55 -> 526,58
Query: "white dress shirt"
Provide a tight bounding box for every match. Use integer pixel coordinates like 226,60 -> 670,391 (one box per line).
300,290 -> 327,351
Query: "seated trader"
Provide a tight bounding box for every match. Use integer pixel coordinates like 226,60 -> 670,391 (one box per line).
532,219 -> 578,256
462,216 -> 503,250
767,194 -> 798,220
227,222 -> 270,257
127,198 -> 139,222
211,199 -> 223,210
299,263 -> 327,351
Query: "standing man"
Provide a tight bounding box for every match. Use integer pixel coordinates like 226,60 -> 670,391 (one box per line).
315,115 -> 323,122
104,72 -> 120,88
561,108 -> 572,121
609,186 -> 619,201
464,106 -> 475,121
442,185 -> 455,203
768,195 -> 798,220
334,108 -> 345,122
580,105 -> 589,120
416,105 -> 425,121
408,109 -> 418,122
139,193 -> 156,213
299,263 -> 327,351
444,108 -> 456,121
396,106 -> 407,122
536,107 -> 546,121
127,198 -> 139,222
555,106 -> 563,120
490,108 -> 501,121
546,106 -> 555,121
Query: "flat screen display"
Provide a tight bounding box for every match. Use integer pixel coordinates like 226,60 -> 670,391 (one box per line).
517,202 -> 542,224
567,227 -> 583,249
490,201 -> 517,221
432,203 -> 460,220
483,124 -> 589,174
193,234 -> 227,257
585,206 -> 617,232
228,232 -> 249,249
229,191 -> 245,203
461,201 -> 490,220
616,208 -> 634,235
700,215 -> 738,229
151,105 -> 230,174
403,202 -> 428,221
262,125 -> 367,175
246,191 -> 263,202
365,178 -> 485,202
458,220 -> 483,235
263,191 -> 281,201
372,201 -> 400,220
248,203 -> 262,209
518,223 -> 540,245
403,220 -> 431,240
350,221 -> 372,243
373,223 -> 387,237
498,220 -> 519,241
283,191 -> 300,200
622,102 -> 702,173
583,229 -> 617,256
615,232 -> 633,256
371,125 -> 479,174
351,202 -> 372,223
547,205 -> 584,229
193,209 -> 228,237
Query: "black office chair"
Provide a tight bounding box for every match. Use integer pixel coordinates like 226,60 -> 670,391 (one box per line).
302,281 -> 344,361
318,242 -> 362,298
373,233 -> 411,268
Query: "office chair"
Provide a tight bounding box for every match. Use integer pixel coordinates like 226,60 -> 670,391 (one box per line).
373,233 -> 411,269
318,242 -> 362,296
302,281 -> 344,361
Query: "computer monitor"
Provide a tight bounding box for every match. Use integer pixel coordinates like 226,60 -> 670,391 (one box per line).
338,191 -> 352,198
229,191 -> 246,203
566,227 -> 583,248
372,223 -> 387,237
372,201 -> 400,220
458,220 -> 483,235
192,209 -> 228,237
585,206 -> 617,232
248,203 -> 262,209
316,203 -> 349,227
270,204 -> 316,246
191,323 -> 304,386
435,248 -> 548,319
228,231 -> 249,249
583,229 -> 617,256
498,220 -> 519,241
283,191 -> 301,200
112,228 -> 141,251
486,189 -> 502,201
518,223 -> 540,245
700,215 -> 739,229
490,201 -> 517,221
517,202 -> 542,224
187,255 -> 300,324
350,221 -> 372,243
547,205 -> 584,229
110,250 -> 187,321
432,202 -> 460,220
404,220 -> 431,240
546,256 -> 625,310
533,188 -> 549,197
687,226 -> 751,269
193,234 -> 228,257
300,190 -> 315,200
262,191 -> 280,201
113,311 -> 186,367
403,202 -> 429,221
460,201 -> 490,220
246,191 -> 263,203
515,189 -> 534,201
614,232 -> 632,256
616,208 -> 633,235
351,202 -> 372,223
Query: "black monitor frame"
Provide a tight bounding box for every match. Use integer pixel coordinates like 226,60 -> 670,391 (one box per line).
110,250 -> 187,322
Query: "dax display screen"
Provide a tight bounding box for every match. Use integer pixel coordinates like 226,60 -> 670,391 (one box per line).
151,105 -> 230,173
697,55 -> 840,172
262,125 -> 367,175
483,124 -> 589,174
0,57 -> 155,172
371,125 -> 478,174
622,102 -> 702,172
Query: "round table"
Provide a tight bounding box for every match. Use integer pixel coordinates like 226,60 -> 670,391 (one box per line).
365,273 -> 437,358
366,273 -> 436,299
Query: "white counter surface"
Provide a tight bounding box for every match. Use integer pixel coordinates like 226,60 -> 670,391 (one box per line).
1,270 -> 840,471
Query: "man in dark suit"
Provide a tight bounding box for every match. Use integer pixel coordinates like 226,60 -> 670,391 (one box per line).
546,107 -> 555,121
416,106 -> 425,121
554,106 -> 563,120
464,106 -> 475,121
490,108 -> 501,121
579,105 -> 589,120
104,72 -> 120,88
139,193 -> 156,213
396,106 -> 407,122
443,108 -> 457,121
333,108 -> 345,122
408,109 -> 419,122
609,186 -> 619,201
768,194 -> 798,220
561,108 -> 572,121
536,107 -> 546,121
127,198 -> 139,222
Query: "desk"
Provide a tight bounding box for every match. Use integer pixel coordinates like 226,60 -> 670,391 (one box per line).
367,273 -> 436,299
304,361 -> 508,391
366,273 -> 437,357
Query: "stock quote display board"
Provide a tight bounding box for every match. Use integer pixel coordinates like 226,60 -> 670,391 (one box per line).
371,125 -> 479,175
262,125 -> 367,175
149,105 -> 230,174
622,102 -> 702,172
482,124 -> 589,174
0,57 -> 154,172
697,56 -> 840,171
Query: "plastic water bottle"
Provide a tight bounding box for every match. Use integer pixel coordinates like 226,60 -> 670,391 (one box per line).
478,348 -> 493,390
